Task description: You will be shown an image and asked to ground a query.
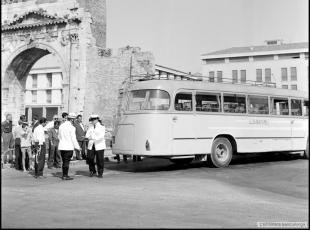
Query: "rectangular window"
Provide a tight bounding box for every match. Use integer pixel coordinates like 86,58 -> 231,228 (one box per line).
291,99 -> 302,116
232,70 -> 238,83
175,92 -> 192,111
46,90 -> 52,104
281,68 -> 287,81
240,70 -> 246,83
209,71 -> 215,82
290,67 -> 297,81
256,69 -> 262,82
196,92 -> 221,112
248,95 -> 269,114
46,107 -> 58,121
282,85 -> 288,89
32,74 -> 37,88
128,89 -> 170,111
32,91 -> 37,103
305,53 -> 309,60
270,97 -> 289,116
291,85 -> 297,90
217,71 -> 223,83
265,68 -> 271,82
47,73 -> 52,87
223,94 -> 246,113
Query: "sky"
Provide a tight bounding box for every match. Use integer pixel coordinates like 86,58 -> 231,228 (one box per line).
106,0 -> 309,73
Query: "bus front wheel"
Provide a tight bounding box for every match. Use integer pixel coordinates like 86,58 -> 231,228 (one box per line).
210,138 -> 233,168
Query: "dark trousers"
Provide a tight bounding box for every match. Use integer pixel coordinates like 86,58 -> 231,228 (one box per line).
60,150 -> 73,177
15,140 -> 22,170
34,142 -> 46,176
78,141 -> 86,159
48,143 -> 62,167
88,146 -> 104,176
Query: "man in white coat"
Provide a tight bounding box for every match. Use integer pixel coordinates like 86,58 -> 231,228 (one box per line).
58,112 -> 81,180
86,114 -> 106,178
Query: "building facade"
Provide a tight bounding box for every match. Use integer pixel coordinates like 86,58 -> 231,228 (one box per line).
201,40 -> 309,92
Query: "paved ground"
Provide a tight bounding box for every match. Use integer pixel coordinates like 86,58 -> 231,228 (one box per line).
1,152 -> 309,228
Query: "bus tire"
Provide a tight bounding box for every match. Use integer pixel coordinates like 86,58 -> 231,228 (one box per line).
170,158 -> 193,165
210,137 -> 233,168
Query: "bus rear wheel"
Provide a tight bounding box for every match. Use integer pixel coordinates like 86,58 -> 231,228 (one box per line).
210,137 -> 233,168
170,158 -> 193,165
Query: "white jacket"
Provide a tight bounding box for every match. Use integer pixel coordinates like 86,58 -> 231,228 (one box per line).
58,121 -> 80,151
85,122 -> 106,150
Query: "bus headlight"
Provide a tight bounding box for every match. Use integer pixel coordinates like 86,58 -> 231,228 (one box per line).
146,140 -> 151,151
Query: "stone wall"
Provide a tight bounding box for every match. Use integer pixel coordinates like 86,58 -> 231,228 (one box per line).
83,46 -> 155,129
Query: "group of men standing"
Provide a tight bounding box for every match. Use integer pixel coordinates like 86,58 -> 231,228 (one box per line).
1,112 -> 106,180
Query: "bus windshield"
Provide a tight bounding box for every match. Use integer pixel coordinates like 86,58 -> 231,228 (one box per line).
128,89 -> 170,111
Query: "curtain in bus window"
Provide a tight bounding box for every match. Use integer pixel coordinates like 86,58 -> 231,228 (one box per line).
270,97 -> 289,115
196,93 -> 221,112
291,99 -> 302,116
223,94 -> 246,113
175,93 -> 192,111
248,95 -> 269,114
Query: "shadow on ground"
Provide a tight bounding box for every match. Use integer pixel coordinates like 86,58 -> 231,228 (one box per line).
104,152 -> 305,173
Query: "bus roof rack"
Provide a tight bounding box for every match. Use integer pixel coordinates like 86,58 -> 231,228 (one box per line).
125,73 -> 277,88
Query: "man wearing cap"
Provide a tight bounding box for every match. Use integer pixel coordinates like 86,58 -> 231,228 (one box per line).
32,117 -> 48,178
86,114 -> 106,178
58,112 -> 81,180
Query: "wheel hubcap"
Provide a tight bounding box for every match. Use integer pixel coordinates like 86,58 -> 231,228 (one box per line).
215,144 -> 229,162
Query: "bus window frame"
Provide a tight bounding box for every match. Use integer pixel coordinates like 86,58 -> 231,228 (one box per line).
222,93 -> 247,114
126,89 -> 171,112
290,97 -> 304,117
270,96 -> 290,116
303,99 -> 309,117
174,89 -> 195,112
194,90 -> 222,113
247,94 -> 270,116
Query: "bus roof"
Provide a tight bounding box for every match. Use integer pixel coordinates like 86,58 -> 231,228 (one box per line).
129,79 -> 309,99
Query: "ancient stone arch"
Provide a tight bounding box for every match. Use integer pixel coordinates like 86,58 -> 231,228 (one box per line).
1,0 -> 155,126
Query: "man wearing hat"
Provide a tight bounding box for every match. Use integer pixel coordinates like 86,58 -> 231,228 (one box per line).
58,112 -> 81,180
86,114 -> 106,178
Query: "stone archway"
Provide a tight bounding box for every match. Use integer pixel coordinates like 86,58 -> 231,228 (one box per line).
2,43 -> 69,124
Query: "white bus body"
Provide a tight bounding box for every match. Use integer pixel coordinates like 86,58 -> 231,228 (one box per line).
112,80 -> 308,167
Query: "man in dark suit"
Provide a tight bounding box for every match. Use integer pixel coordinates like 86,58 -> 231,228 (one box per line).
73,114 -> 85,160
47,120 -> 62,168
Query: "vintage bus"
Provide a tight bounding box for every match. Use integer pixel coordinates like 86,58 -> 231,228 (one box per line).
112,78 -> 309,167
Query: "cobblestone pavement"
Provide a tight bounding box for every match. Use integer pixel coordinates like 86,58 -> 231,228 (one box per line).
1,153 -> 308,228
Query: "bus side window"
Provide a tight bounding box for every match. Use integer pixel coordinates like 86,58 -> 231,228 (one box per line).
195,93 -> 221,112
303,100 -> 309,116
270,97 -> 289,116
175,93 -> 192,111
291,99 -> 302,116
223,94 -> 246,113
248,95 -> 269,115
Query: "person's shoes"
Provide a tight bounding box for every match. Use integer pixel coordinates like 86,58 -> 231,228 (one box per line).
48,166 -> 53,169
62,176 -> 74,180
90,171 -> 95,177
54,165 -> 61,168
97,175 -> 103,178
